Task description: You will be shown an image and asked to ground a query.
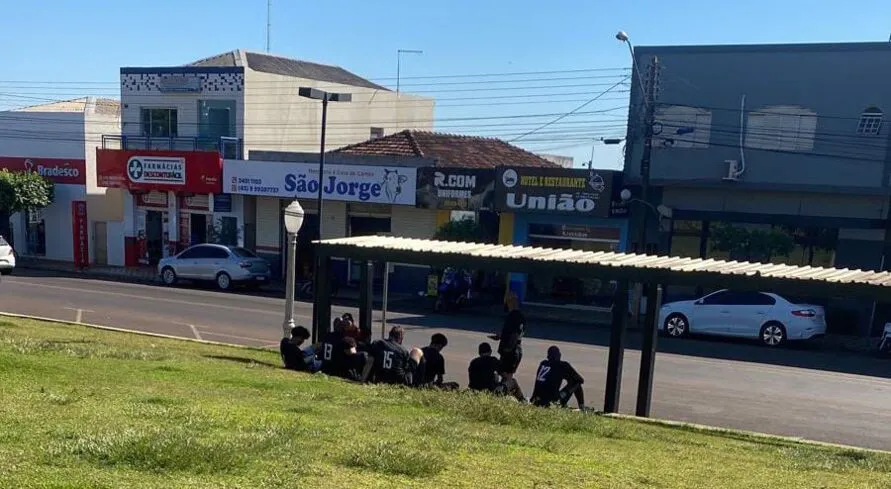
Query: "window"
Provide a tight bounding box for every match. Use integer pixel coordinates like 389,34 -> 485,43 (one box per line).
141,108 -> 178,138
745,105 -> 817,152
654,105 -> 712,148
701,290 -> 733,305
370,127 -> 384,139
208,247 -> 230,259
178,247 -> 201,259
857,107 -> 883,136
231,247 -> 257,258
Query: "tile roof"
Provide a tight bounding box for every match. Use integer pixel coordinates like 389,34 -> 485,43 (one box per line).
189,50 -> 388,91
12,97 -> 120,116
316,236 -> 891,300
334,130 -> 559,169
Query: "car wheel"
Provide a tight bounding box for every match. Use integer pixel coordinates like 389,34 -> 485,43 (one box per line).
161,267 -> 177,285
216,272 -> 232,291
760,322 -> 787,347
664,313 -> 689,337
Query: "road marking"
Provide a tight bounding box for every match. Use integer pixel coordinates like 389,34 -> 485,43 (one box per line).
12,280 -> 283,317
63,307 -> 93,324
188,324 -> 202,341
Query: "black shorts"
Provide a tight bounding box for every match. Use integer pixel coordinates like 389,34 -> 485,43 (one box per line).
498,349 -> 522,374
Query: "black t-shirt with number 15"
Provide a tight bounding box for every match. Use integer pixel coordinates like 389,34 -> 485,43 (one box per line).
371,339 -> 411,384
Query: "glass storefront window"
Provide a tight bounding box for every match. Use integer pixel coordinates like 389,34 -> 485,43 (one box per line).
26,209 -> 45,256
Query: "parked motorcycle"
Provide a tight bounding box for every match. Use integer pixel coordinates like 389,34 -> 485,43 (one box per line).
434,267 -> 472,313
878,323 -> 891,357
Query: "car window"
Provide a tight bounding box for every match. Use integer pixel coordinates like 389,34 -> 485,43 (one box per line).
0,236 -> 7,246
178,247 -> 200,259
230,247 -> 256,258
182,246 -> 217,259
208,247 -> 231,259
700,290 -> 732,305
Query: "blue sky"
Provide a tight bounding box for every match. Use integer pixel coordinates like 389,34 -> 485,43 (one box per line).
3,0 -> 891,169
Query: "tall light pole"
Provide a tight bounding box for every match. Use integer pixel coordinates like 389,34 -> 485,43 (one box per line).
282,200 -> 305,337
397,49 -> 423,95
298,87 -> 351,341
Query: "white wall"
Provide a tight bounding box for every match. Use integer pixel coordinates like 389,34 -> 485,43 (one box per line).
243,70 -> 435,154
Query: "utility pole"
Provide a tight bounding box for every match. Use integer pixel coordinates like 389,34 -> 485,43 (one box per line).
636,56 -> 659,254
266,0 -> 272,52
396,49 -> 423,95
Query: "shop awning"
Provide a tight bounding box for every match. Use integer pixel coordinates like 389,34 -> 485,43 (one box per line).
316,235 -> 891,300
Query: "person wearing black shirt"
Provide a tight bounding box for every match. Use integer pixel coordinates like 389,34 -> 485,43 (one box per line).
364,326 -> 412,385
492,292 -> 527,401
340,337 -> 368,381
318,318 -> 347,375
468,342 -> 501,392
531,346 -> 586,410
420,333 -> 448,386
279,326 -> 320,372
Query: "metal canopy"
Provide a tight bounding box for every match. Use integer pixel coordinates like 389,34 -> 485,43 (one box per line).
316,236 -> 891,301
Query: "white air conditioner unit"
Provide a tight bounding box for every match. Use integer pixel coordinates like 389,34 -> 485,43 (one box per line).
722,159 -> 743,181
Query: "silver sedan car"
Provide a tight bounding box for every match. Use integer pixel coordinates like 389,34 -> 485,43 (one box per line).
158,244 -> 271,290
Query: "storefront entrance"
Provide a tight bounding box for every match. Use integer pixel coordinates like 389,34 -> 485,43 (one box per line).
526,223 -> 621,306
190,214 -> 208,245
145,210 -> 165,265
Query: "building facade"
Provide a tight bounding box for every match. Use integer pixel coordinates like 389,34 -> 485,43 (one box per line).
0,98 -> 121,264
623,42 -> 891,334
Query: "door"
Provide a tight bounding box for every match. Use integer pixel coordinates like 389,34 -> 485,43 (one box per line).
691,290 -> 736,335
190,214 -> 208,245
174,246 -> 203,279
190,245 -> 226,280
727,292 -> 776,337
93,222 -> 108,266
145,211 -> 164,266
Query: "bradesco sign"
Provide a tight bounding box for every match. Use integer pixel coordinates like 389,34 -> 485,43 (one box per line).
494,166 -> 615,218
223,160 -> 417,206
0,157 -> 86,185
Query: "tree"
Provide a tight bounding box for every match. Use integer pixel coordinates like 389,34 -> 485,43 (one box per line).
709,223 -> 794,263
781,226 -> 837,266
0,170 -> 55,241
433,218 -> 494,244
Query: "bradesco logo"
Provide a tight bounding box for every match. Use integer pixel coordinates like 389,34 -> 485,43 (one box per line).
24,159 -> 81,180
127,156 -> 186,185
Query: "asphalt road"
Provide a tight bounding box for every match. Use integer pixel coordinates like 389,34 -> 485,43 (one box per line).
2,269 -> 891,450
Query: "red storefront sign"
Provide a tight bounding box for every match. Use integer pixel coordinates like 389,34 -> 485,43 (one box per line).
96,149 -> 222,194
71,201 -> 89,268
0,157 -> 86,185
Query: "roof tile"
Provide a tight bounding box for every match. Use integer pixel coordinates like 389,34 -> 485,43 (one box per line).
334,130 -> 558,169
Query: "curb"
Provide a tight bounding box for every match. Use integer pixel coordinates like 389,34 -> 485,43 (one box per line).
603,413 -> 891,455
3,311 -> 889,455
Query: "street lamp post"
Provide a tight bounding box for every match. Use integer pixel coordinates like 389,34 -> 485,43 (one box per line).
282,200 -> 305,338
298,87 -> 351,341
397,49 -> 423,95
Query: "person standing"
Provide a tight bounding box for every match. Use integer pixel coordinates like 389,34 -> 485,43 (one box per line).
492,292 -> 526,400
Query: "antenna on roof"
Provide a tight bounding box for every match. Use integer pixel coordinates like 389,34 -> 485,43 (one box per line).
266,0 -> 272,52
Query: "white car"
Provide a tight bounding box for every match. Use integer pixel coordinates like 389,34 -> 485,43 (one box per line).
659,290 -> 826,347
0,235 -> 15,275
158,244 -> 271,291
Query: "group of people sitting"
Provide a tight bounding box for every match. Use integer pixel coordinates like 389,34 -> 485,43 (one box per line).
279,294 -> 587,411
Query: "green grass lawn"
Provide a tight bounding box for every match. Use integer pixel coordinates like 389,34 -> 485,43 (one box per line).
2,317 -> 890,488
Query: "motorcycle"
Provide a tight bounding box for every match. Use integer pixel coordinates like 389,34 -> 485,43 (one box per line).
434,268 -> 472,313
878,323 -> 891,357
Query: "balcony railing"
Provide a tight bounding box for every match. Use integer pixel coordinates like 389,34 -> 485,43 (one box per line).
101,135 -> 243,159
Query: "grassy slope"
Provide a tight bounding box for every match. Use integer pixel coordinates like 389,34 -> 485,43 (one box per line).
1,317 -> 890,489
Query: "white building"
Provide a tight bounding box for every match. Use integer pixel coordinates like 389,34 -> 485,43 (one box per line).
97,49 -> 435,267
0,98 -> 122,264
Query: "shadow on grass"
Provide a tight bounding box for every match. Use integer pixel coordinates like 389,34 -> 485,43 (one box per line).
204,355 -> 281,369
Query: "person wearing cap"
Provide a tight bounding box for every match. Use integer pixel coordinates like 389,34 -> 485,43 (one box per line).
530,346 -> 586,410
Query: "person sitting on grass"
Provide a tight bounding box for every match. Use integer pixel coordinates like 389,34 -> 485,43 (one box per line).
318,317 -> 347,375
339,336 -> 368,382
468,342 -> 501,392
530,346 -> 586,411
280,326 -> 321,373
406,347 -> 426,387
420,333 -> 459,390
363,326 -> 412,385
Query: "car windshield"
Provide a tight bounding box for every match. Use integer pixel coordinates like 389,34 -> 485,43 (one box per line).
230,247 -> 257,258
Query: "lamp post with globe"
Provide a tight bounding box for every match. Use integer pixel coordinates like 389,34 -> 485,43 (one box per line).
282,200 -> 305,338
